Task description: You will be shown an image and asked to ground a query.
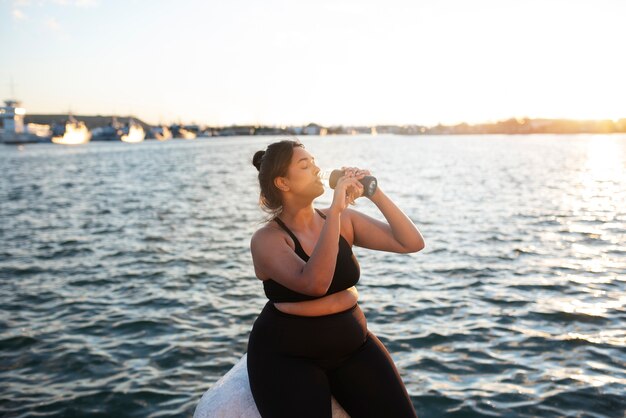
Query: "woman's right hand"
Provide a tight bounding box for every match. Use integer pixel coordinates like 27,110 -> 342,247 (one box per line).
329,173 -> 364,215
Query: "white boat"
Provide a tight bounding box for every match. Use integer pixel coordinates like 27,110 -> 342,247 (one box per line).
171,124 -> 197,139
1,99 -> 51,144
121,118 -> 145,143
179,128 -> 197,139
151,125 -> 173,141
51,115 -> 91,145
91,117 -> 123,141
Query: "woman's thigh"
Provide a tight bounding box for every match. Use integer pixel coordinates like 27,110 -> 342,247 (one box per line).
247,350 -> 333,418
327,331 -> 418,418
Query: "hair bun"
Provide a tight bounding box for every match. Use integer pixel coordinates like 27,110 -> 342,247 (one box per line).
252,150 -> 265,171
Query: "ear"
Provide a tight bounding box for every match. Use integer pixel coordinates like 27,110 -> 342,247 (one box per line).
274,176 -> 290,192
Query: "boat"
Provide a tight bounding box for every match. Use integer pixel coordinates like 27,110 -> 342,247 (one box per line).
91,117 -> 123,141
171,124 -> 197,139
150,125 -> 173,141
196,128 -> 214,138
51,115 -> 91,145
178,127 -> 197,139
1,99 -> 51,144
120,118 -> 145,143
193,353 -> 350,418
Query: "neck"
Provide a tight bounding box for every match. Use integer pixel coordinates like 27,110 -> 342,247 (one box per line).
279,200 -> 317,230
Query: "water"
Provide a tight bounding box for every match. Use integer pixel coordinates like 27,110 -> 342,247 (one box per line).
1,135 -> 625,418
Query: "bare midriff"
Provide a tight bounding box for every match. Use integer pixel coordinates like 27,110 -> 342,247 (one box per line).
273,286 -> 359,317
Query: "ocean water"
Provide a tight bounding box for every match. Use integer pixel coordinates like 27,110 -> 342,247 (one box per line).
1,134 -> 625,418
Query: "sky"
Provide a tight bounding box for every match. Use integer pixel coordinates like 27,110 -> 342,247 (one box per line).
1,0 -> 626,127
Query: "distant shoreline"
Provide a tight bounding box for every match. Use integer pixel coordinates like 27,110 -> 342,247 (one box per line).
23,115 -> 626,136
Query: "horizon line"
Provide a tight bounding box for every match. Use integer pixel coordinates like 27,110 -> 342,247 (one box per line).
22,113 -> 626,128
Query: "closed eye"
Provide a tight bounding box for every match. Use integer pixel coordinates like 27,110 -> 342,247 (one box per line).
300,158 -> 315,169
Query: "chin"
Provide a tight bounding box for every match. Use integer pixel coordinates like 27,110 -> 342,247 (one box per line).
313,186 -> 325,199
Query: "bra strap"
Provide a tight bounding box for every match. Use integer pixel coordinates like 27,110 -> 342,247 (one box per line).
274,209 -> 325,258
273,217 -> 306,255
315,208 -> 327,219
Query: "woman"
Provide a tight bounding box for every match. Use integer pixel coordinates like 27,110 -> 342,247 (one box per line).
247,139 -> 424,418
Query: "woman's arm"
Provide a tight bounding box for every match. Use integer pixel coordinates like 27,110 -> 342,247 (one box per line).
251,175 -> 365,296
251,212 -> 341,296
348,182 -> 425,253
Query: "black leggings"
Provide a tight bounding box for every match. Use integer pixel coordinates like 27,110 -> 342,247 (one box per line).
247,301 -> 418,418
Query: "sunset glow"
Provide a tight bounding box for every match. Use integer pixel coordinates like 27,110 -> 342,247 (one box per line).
2,0 -> 625,126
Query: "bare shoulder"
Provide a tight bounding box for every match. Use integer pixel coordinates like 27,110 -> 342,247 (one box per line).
250,221 -> 307,283
342,207 -> 366,222
251,222 -> 290,250
251,222 -> 277,240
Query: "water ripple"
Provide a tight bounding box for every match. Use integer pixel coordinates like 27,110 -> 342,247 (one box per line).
1,135 -> 625,417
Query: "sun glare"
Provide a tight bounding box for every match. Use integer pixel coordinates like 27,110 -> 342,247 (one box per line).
584,137 -> 625,180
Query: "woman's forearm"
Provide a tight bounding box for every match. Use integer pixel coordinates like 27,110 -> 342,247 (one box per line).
300,211 -> 341,295
369,188 -> 425,251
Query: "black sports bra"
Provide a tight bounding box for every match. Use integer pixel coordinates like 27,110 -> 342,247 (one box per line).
263,209 -> 360,303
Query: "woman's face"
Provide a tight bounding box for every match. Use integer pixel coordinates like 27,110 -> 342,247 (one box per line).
282,147 -> 324,198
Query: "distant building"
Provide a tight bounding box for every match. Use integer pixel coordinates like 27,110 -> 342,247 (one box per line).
303,123 -> 327,135
217,125 -> 255,136
0,100 -> 25,134
1,99 -> 51,144
254,126 -> 290,135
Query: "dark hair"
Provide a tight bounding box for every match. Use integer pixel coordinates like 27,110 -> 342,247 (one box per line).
252,139 -> 304,218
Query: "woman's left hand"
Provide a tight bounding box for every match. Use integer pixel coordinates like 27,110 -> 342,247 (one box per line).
341,166 -> 372,203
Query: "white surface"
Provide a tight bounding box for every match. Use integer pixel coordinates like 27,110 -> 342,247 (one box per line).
193,353 -> 350,418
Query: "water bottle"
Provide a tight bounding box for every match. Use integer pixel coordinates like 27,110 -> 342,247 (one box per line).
320,169 -> 378,198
